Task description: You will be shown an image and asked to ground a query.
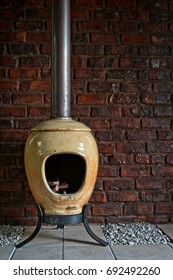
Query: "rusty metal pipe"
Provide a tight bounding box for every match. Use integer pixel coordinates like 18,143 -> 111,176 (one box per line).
51,0 -> 71,118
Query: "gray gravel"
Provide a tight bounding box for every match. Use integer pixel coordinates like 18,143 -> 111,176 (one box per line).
101,222 -> 171,245
0,225 -> 26,247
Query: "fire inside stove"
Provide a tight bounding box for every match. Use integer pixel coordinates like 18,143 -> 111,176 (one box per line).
45,153 -> 86,195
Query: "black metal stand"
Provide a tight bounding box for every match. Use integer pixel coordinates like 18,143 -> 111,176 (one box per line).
16,203 -> 107,248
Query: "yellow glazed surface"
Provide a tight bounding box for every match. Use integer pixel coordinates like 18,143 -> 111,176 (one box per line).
25,118 -> 99,215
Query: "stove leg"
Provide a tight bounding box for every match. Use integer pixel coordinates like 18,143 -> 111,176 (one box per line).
83,204 -> 107,246
16,204 -> 43,249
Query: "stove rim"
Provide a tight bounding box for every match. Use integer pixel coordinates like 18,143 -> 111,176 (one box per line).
42,151 -> 87,197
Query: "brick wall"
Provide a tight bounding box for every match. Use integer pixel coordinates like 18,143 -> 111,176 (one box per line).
0,0 -> 173,225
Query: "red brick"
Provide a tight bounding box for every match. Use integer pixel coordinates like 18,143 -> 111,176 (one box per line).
151,35 -> 173,44
98,143 -> 115,154
90,191 -> 107,203
77,93 -> 106,104
152,166 -> 173,177
26,32 -> 50,42
20,80 -> 51,91
72,9 -> 88,19
0,167 -> 6,179
0,193 -> 10,203
0,81 -> 17,90
136,203 -> 154,215
91,33 -> 118,44
155,203 -> 172,214
0,105 -> 26,117
76,0 -> 104,8
135,154 -> 150,164
122,34 -> 149,44
13,93 -> 43,104
9,68 -> 38,79
108,190 -> 139,202
0,32 -> 17,41
0,207 -> 24,217
92,204 -> 123,216
74,69 -> 105,79
0,20 -> 11,30
111,155 -> 133,165
0,130 -> 28,141
121,166 -> 150,177
27,105 -> 50,117
77,20 -> 106,31
98,166 -> 119,177
136,179 -> 162,190
104,179 -> 135,190
107,0 -> 135,8
142,118 -> 170,128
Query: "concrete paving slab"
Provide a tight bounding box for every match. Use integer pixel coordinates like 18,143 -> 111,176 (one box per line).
20,226 -> 63,247
111,244 -> 173,260
12,244 -> 63,260
157,224 -> 173,240
0,246 -> 15,260
64,245 -> 114,260
64,224 -> 106,246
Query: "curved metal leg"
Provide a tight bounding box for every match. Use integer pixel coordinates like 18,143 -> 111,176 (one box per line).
16,204 -> 43,249
83,204 -> 107,246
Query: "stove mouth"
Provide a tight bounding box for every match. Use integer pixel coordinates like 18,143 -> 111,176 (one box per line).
44,153 -> 86,195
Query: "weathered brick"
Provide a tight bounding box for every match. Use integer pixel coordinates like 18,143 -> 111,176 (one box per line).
14,20 -> 44,31
121,166 -> 150,177
142,93 -> 171,105
126,129 -> 156,140
135,154 -> 150,164
98,165 -> 119,177
155,203 -> 172,214
98,143 -> 115,154
122,34 -> 149,44
13,93 -> 43,104
88,82 -> 119,93
8,44 -> 36,54
90,191 -> 107,203
9,68 -> 38,79
104,179 -> 135,190
20,80 -> 51,91
142,118 -> 170,128
72,9 -> 88,19
76,0 -> 104,8
0,81 -> 17,90
106,0 -> 135,9
74,69 -> 105,79
108,190 -> 139,202
92,204 -> 123,216
0,207 -> 24,217
77,93 -> 106,104
148,142 -> 173,153
0,105 -> 26,117
136,203 -> 154,215
91,106 -> 121,117
152,166 -> 173,177
77,20 -> 106,31
136,179 -> 163,190
111,118 -> 141,129
91,33 -> 118,44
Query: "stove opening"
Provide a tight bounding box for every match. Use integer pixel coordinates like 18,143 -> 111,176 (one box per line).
45,153 -> 86,194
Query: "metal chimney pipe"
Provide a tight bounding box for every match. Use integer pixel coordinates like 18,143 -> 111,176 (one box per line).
51,0 -> 71,118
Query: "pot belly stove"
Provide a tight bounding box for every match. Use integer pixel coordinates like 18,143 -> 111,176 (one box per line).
16,0 -> 107,248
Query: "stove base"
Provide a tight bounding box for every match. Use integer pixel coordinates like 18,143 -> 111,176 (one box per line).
16,204 -> 107,248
